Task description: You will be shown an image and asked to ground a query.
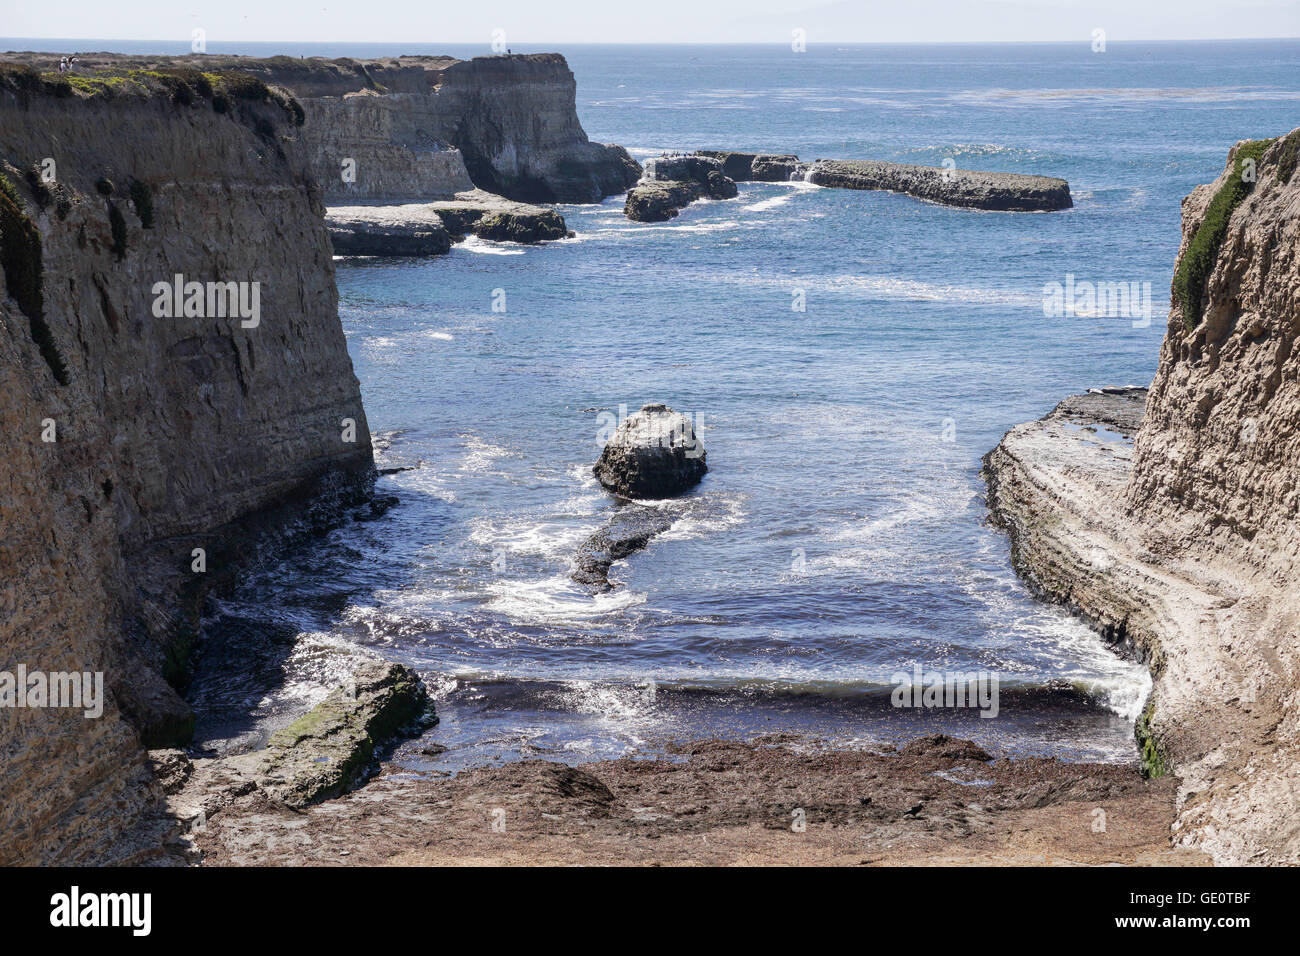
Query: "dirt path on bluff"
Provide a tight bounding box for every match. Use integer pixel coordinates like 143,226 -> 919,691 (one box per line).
186,734 -> 1206,866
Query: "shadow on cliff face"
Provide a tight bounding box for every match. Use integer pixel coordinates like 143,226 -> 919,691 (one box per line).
182,481 -> 454,757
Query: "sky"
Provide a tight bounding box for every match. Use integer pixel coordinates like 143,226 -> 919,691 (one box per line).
3,0 -> 1299,45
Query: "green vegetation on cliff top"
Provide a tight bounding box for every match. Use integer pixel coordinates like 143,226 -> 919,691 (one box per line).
0,63 -> 304,128
1173,138 -> 1273,330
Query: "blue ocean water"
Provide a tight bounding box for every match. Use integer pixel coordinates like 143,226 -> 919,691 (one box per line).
23,39 -> 1297,766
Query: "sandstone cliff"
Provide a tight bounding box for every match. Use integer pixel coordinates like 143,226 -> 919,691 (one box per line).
985,134 -> 1300,863
0,65 -> 372,863
11,53 -> 642,204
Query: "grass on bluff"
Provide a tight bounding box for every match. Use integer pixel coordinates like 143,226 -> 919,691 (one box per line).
0,63 -> 304,127
1173,138 -> 1274,330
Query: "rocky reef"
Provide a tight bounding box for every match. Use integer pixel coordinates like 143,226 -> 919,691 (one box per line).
693,150 -> 1072,211
984,134 -> 1300,864
695,150 -> 803,182
624,156 -> 738,222
327,190 -> 569,256
0,64 -> 371,863
809,159 -> 1072,211
571,505 -> 675,590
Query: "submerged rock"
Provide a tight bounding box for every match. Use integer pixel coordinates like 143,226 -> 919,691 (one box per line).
593,403 -> 707,498
572,504 -> 675,589
259,661 -> 432,809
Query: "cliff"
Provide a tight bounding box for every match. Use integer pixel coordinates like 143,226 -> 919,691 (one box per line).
984,134 -> 1300,863
9,53 -> 642,204
0,65 -> 371,863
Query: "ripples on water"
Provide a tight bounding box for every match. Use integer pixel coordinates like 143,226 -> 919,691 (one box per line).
188,40 -> 1300,769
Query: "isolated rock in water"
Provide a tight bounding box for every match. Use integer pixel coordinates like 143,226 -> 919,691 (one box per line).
572,504 -> 675,589
593,403 -> 707,498
474,208 -> 568,243
807,159 -> 1072,211
328,191 -> 570,254
259,661 -> 432,809
624,180 -> 705,222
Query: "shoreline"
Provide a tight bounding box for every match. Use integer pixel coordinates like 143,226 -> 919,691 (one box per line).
983,385 -> 1300,864
176,732 -> 1203,866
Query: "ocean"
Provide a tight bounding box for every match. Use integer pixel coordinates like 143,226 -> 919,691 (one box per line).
17,38 -> 1298,768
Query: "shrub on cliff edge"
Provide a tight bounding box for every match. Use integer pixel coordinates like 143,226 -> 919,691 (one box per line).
1173,138 -> 1273,330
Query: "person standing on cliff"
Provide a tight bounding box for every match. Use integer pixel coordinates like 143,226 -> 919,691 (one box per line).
58,56 -> 67,73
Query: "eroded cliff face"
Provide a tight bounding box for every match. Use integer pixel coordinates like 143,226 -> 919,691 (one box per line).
0,67 -> 371,863
289,54 -> 641,203
425,54 -> 640,203
13,52 -> 641,204
985,135 -> 1300,863
1130,138 -> 1300,573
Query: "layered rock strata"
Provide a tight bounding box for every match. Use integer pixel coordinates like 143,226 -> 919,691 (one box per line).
984,134 -> 1300,864
4,52 -> 640,204
327,190 -> 569,255
0,64 -> 371,863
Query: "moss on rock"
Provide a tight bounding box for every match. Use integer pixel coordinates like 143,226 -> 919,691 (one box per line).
1136,695 -> 1168,779
259,661 -> 432,808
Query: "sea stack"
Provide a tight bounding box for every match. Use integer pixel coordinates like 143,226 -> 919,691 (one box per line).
593,403 -> 707,498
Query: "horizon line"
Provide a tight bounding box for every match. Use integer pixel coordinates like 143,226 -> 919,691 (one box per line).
5,35 -> 1300,48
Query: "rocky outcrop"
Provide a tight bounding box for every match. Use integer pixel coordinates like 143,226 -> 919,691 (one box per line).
327,190 -> 569,255
808,159 -> 1072,211
984,134 -> 1300,864
571,505 -> 675,589
624,156 -> 738,222
593,403 -> 707,498
624,180 -> 708,223
474,209 -> 568,244
0,65 -> 371,863
693,149 -> 1072,210
258,661 -> 431,808
695,150 -> 803,182
327,206 -> 453,256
